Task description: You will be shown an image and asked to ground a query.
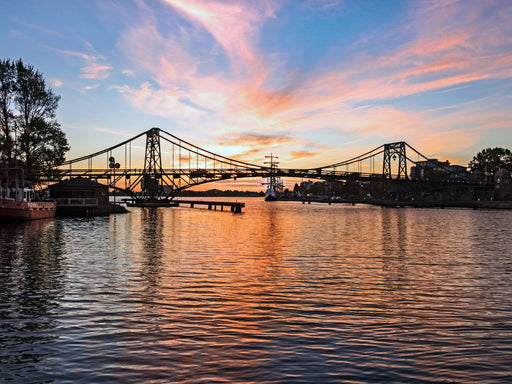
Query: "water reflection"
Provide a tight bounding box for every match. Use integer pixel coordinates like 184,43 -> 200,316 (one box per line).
380,209 -> 410,295
140,208 -> 165,290
0,219 -> 65,380
1,202 -> 512,383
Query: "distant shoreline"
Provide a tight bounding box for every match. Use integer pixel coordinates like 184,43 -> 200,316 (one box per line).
299,198 -> 512,210
112,190 -> 512,210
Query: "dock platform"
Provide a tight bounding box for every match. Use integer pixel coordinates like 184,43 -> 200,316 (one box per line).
126,200 -> 179,207
124,199 -> 244,212
176,200 -> 244,213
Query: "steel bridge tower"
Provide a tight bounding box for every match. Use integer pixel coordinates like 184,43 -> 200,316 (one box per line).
141,128 -> 166,200
383,141 -> 408,179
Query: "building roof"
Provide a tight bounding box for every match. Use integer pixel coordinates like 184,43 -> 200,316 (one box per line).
50,177 -> 108,189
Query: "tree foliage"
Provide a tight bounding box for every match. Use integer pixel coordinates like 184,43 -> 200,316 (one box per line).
0,58 -> 69,181
0,59 -> 16,160
468,147 -> 512,180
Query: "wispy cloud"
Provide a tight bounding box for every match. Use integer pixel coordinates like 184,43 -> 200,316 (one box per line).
111,0 -> 512,163
111,82 -> 208,121
84,84 -> 100,91
81,64 -> 113,80
11,17 -> 62,37
50,79 -> 63,87
57,46 -> 113,81
163,0 -> 278,80
218,133 -> 293,147
289,150 -> 319,160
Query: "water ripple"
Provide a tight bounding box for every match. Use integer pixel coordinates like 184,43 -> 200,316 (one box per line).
1,201 -> 512,382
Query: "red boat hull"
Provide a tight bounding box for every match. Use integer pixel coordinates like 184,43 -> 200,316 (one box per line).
0,199 -> 57,221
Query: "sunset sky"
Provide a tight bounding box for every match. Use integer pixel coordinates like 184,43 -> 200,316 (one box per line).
2,0 -> 512,184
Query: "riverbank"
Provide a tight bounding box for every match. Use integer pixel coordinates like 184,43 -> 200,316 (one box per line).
302,198 -> 512,210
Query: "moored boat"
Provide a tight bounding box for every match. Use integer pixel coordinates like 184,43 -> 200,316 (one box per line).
0,196 -> 56,221
264,186 -> 277,201
263,154 -> 283,201
0,167 -> 56,221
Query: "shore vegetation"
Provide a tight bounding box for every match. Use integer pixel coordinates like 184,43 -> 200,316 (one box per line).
0,58 -> 69,182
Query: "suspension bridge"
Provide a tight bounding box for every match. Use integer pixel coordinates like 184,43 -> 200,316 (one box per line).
56,127 -> 473,204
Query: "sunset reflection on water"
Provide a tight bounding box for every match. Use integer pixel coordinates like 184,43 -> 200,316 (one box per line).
1,198 -> 511,383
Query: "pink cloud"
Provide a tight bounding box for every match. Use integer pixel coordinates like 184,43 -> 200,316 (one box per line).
111,82 -> 206,121
57,47 -> 113,80
111,0 -> 512,166
81,64 -> 113,79
117,18 -> 198,86
163,0 -> 278,81
84,84 -> 100,91
249,1 -> 512,143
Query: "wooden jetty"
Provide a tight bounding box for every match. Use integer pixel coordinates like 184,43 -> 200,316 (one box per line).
124,198 -> 244,212
126,200 -> 179,208
176,200 -> 244,213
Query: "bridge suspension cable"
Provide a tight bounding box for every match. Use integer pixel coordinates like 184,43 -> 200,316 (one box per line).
61,131 -> 147,166
317,145 -> 385,169
50,127 -> 474,202
158,128 -> 266,170
58,127 -> 275,201
404,143 -> 466,177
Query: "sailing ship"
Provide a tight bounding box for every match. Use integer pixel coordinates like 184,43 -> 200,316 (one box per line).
0,166 -> 56,221
263,154 -> 284,201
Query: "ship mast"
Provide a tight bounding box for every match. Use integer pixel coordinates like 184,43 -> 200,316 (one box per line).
264,153 -> 279,189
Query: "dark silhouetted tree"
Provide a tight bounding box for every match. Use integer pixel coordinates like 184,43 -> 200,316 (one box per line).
0,58 -> 69,181
0,59 -> 16,161
14,59 -> 64,169
17,117 -> 69,180
469,147 -> 512,181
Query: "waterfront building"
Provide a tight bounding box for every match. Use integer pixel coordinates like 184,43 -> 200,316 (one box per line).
49,177 -> 114,216
410,159 -> 469,181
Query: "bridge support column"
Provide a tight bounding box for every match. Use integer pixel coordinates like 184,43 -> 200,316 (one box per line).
140,128 -> 165,201
383,142 -> 408,179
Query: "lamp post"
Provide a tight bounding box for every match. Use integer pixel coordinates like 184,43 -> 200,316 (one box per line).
109,157 -> 120,205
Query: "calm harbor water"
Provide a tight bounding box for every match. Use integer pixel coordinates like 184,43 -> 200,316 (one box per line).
1,198 -> 511,383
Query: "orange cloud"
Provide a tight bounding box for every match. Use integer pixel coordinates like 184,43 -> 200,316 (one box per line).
229,147 -> 265,162
218,133 -> 293,147
110,0 -> 512,168
289,150 -> 319,160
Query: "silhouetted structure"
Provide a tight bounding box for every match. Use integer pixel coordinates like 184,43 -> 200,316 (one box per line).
50,177 -> 126,216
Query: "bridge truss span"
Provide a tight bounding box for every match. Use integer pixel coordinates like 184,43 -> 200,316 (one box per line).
55,128 -> 475,202
59,127 -> 273,201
